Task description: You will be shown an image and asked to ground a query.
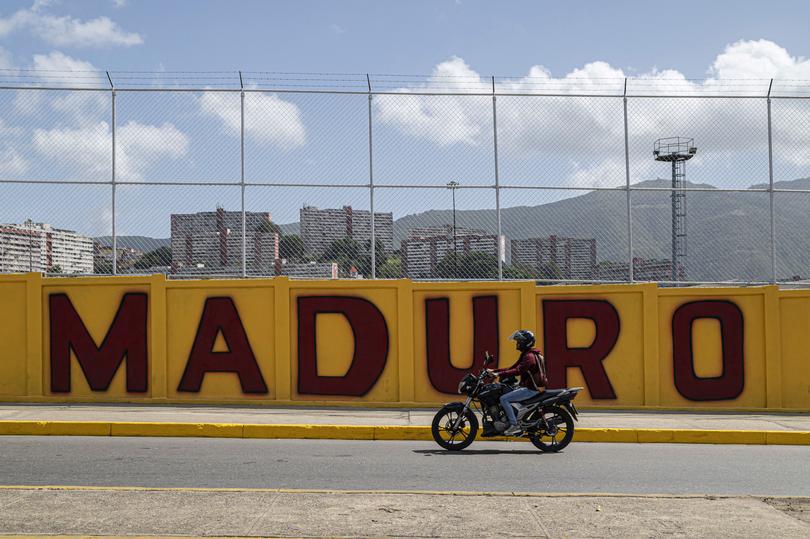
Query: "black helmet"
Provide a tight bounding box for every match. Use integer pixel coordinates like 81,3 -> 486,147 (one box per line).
509,329 -> 535,351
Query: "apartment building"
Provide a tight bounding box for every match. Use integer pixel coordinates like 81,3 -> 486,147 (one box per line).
401,225 -> 505,278
510,235 -> 597,280
300,205 -> 393,257
0,220 -> 92,274
171,207 -> 279,274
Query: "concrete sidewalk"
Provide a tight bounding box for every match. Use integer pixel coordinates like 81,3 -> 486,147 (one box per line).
0,486 -> 808,537
0,403 -> 809,431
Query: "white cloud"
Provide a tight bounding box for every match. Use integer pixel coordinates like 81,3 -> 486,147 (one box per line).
33,121 -> 189,180
709,39 -> 810,80
32,50 -> 97,73
0,1 -> 142,47
199,91 -> 306,150
0,46 -> 14,69
376,40 -> 810,187
375,56 -> 486,146
15,52 -> 109,126
0,148 -> 28,176
112,0 -> 127,8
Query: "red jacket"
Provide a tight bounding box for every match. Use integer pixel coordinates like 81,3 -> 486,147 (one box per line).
494,348 -> 548,390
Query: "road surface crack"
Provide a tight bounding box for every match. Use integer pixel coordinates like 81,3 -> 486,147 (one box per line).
244,491 -> 282,536
523,497 -> 551,538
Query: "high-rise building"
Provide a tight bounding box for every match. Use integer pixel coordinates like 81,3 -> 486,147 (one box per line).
0,220 -> 93,274
510,235 -> 597,280
171,207 -> 279,274
401,225 -> 505,278
300,205 -> 393,257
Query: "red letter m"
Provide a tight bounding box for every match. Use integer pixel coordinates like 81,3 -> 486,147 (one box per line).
49,293 -> 148,393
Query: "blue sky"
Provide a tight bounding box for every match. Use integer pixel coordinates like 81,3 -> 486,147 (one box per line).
2,0 -> 810,239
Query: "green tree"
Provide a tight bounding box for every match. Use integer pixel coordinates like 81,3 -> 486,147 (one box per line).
49,264 -> 63,274
435,251 -> 498,280
377,255 -> 403,278
94,258 -> 113,274
320,237 -> 388,277
280,234 -> 304,260
537,261 -> 562,280
356,239 -> 388,277
257,218 -> 282,236
320,237 -> 363,276
503,262 -> 534,280
134,246 -> 172,270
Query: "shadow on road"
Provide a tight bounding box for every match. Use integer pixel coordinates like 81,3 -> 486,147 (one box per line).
413,449 -> 558,456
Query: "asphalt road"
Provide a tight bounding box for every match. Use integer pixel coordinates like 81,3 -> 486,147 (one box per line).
1,436 -> 809,496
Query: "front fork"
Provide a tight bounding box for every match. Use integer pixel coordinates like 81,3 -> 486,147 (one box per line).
450,396 -> 473,431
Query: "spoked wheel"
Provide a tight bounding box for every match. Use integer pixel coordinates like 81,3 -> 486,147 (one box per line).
431,404 -> 479,451
528,405 -> 575,453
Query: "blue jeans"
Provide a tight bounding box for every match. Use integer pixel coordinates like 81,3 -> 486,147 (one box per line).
499,387 -> 538,426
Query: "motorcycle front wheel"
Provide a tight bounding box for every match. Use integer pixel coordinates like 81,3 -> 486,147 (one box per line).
431,404 -> 479,451
528,405 -> 574,452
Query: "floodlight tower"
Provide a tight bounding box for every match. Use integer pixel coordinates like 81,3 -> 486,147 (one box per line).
653,137 -> 696,282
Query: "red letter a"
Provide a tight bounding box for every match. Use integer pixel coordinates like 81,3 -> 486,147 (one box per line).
425,296 -> 499,394
177,297 -> 268,393
50,292 -> 148,393
297,296 -> 389,396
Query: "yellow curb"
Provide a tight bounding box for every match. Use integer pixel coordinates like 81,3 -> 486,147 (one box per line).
372,425 -> 432,441
576,428 -> 639,443
0,421 -> 809,445
765,431 -> 810,445
671,429 -> 768,445
0,421 -> 111,436
636,429 -> 676,443
110,422 -> 244,438
243,424 -> 375,440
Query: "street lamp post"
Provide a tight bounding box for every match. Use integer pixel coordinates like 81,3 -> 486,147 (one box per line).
27,220 -> 33,272
447,181 -> 459,276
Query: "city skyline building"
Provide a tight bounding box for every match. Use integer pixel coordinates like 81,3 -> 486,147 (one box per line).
170,207 -> 279,274
401,225 -> 505,278
510,235 -> 597,280
300,205 -> 393,257
0,220 -> 93,274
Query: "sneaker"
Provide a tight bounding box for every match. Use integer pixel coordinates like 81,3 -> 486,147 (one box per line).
504,424 -> 522,436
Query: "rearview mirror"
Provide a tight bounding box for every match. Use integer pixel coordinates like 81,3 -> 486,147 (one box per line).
483,352 -> 493,365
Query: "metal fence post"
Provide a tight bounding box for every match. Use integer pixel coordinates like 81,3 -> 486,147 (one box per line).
107,72 -> 117,275
623,79 -> 634,282
767,78 -> 776,284
240,72 -> 247,278
492,76 -> 503,280
367,74 -> 376,279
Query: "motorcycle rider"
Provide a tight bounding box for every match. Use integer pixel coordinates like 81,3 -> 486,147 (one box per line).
486,329 -> 548,436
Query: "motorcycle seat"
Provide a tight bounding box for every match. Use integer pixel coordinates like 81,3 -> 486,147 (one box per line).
519,388 -> 567,404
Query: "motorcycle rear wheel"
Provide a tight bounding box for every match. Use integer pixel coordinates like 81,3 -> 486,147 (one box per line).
431,404 -> 479,451
528,405 -> 574,452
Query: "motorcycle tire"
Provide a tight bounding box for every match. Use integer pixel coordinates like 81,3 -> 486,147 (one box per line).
528,405 -> 575,453
431,404 -> 479,451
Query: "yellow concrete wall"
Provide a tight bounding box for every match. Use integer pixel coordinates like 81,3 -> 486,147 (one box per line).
777,291 -> 810,410
2,273 -> 808,410
534,284 -> 651,408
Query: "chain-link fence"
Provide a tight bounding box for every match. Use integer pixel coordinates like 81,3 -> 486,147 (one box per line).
2,71 -> 810,285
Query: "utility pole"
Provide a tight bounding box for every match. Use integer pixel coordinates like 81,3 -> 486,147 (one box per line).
447,181 -> 459,273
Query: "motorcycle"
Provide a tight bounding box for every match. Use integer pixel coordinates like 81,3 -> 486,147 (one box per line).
431,352 -> 582,452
